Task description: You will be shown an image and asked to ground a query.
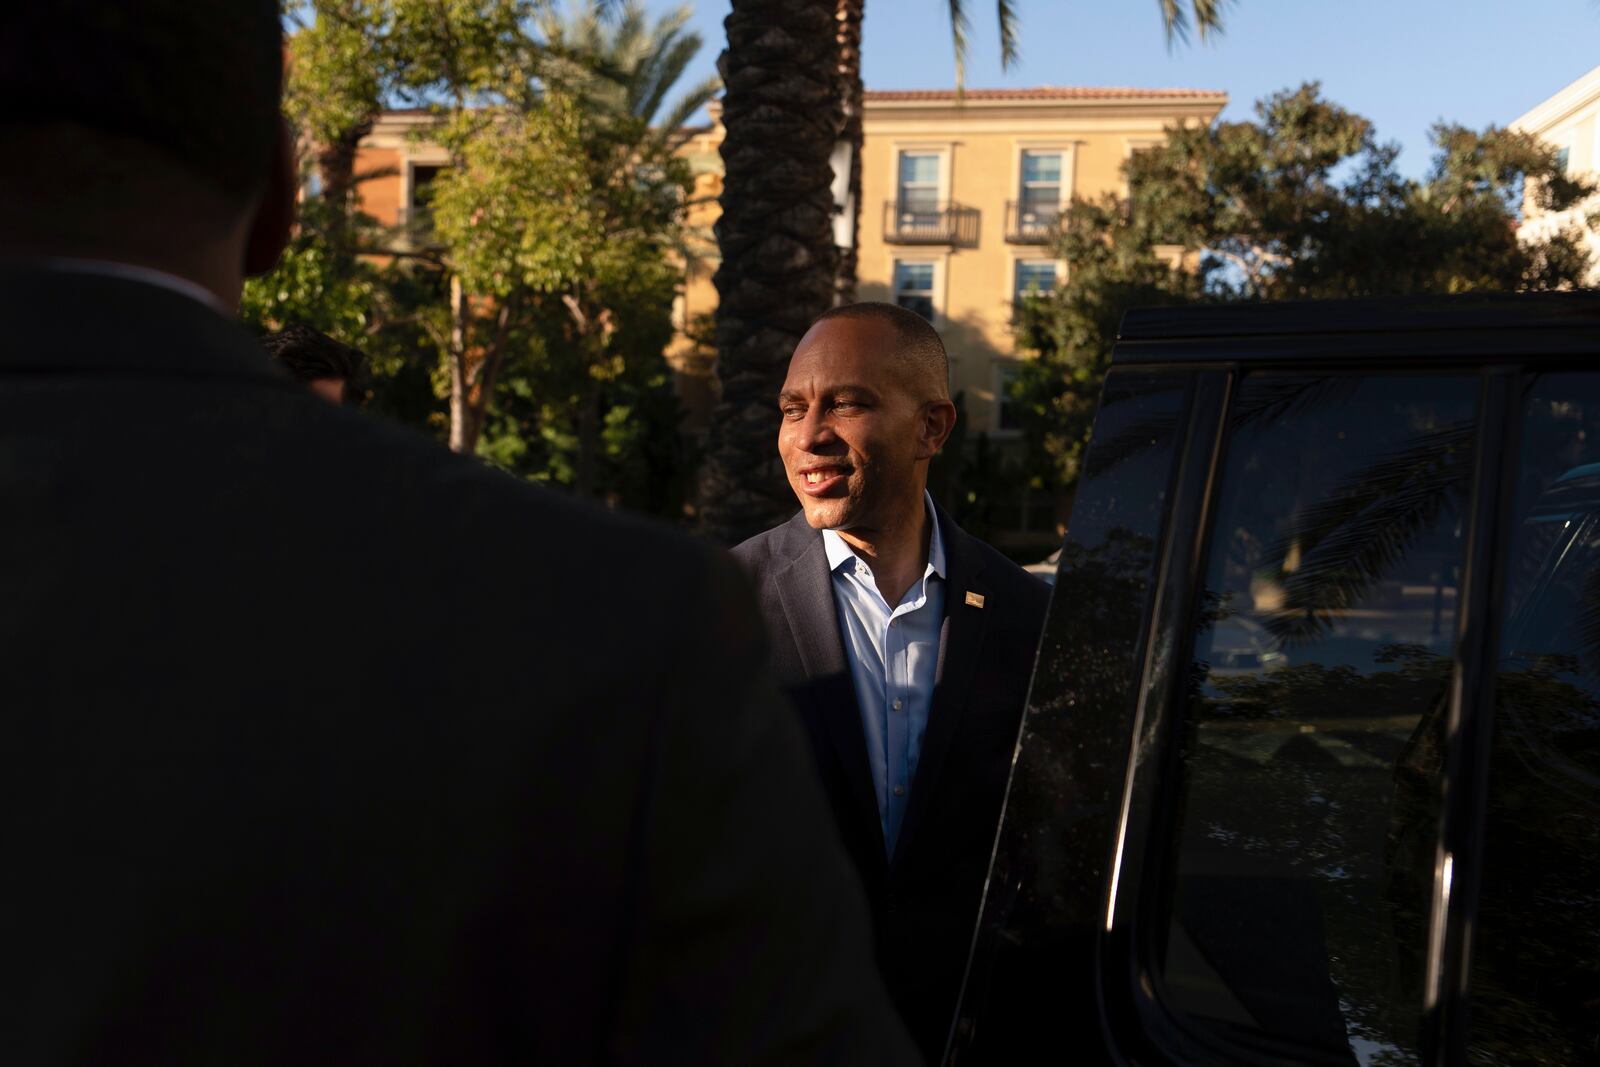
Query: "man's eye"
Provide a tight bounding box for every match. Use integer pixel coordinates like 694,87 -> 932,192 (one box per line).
834,401 -> 861,411
781,407 -> 804,419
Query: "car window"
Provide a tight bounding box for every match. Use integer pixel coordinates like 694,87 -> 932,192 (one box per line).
1467,374 -> 1600,1064
1156,374 -> 1480,1065
955,371 -> 1190,1061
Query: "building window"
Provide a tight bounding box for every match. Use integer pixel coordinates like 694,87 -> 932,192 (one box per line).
1013,260 -> 1059,306
410,164 -> 446,229
893,261 -> 936,321
1019,151 -> 1063,219
994,362 -> 1024,433
1556,146 -> 1571,174
897,152 -> 941,218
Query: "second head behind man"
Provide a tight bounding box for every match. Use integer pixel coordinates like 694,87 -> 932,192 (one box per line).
736,302 -> 1052,1062
263,322 -> 370,406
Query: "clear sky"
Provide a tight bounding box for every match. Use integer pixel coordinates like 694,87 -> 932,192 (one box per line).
647,0 -> 1600,178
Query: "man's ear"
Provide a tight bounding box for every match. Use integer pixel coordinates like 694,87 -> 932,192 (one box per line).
243,117 -> 296,277
917,398 -> 959,460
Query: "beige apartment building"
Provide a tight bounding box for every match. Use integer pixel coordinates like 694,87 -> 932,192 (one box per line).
1513,64 -> 1600,286
675,87 -> 1227,435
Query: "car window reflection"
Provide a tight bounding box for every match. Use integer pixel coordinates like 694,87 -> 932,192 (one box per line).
1467,377 -> 1600,1065
1159,374 -> 1479,1066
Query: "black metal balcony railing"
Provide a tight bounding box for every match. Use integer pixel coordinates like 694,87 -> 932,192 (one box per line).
883,200 -> 980,245
1005,200 -> 1062,243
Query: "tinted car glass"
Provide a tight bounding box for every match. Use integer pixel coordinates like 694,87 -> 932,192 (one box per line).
1157,375 -> 1480,1065
954,371 -> 1191,1062
1467,374 -> 1600,1064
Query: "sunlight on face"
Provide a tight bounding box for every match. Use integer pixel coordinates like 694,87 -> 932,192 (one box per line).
777,316 -> 930,533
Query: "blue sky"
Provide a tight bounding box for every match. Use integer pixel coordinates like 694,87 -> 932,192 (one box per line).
646,0 -> 1600,178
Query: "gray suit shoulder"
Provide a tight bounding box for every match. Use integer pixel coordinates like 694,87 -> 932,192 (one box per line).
730,517 -> 803,579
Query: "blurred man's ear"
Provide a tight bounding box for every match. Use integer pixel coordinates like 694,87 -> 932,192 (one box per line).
244,117 -> 295,277
917,398 -> 959,460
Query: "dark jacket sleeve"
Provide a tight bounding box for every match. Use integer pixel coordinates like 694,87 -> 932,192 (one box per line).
607,549 -> 920,1066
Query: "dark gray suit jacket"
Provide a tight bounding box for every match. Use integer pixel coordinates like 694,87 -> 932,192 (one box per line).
0,268 -> 917,1066
733,509 -> 1049,1063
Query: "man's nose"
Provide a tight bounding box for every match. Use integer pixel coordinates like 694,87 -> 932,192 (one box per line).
790,408 -> 836,454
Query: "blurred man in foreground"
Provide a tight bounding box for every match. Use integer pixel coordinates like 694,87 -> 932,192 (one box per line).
264,323 -> 370,406
734,304 -> 1049,1061
0,5 -> 916,1063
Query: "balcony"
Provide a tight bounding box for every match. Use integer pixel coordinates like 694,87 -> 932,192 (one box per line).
883,200 -> 980,245
1005,200 -> 1062,244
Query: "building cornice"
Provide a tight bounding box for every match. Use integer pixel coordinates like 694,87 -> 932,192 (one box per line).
1512,63 -> 1600,135
864,90 -> 1225,122
702,89 -> 1224,130
863,87 -> 1224,103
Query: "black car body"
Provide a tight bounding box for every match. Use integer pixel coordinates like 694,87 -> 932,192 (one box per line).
951,294 -> 1600,1066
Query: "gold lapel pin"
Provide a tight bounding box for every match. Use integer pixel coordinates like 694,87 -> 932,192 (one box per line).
965,591 -> 986,609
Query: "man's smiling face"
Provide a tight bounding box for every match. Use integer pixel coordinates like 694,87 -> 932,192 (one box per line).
777,315 -> 928,533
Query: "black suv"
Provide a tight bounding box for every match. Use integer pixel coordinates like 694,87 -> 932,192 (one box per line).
950,295 -> 1600,1066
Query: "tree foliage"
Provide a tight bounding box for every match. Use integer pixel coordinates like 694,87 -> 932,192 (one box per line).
1012,83 -> 1599,492
245,0 -> 711,519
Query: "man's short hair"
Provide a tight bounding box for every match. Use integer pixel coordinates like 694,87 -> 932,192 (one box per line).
813,302 -> 950,400
263,324 -> 370,405
0,3 -> 283,207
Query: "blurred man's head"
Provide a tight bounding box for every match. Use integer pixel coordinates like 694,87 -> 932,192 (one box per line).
777,302 -> 957,534
0,3 -> 293,306
263,324 -> 370,406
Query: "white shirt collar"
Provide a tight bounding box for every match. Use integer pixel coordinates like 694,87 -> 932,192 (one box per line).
823,491 -> 947,580
29,257 -> 231,316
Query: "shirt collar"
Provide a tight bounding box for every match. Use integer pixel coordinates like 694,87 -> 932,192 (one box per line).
24,257 -> 231,316
823,492 -> 946,580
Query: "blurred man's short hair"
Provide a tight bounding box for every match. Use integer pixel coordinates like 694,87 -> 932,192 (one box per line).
0,3 -> 283,233
263,324 -> 370,407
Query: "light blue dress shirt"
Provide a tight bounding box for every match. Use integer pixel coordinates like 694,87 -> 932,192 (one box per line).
822,493 -> 947,860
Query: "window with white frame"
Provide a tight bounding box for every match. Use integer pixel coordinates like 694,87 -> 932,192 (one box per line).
1013,260 -> 1059,306
1018,151 -> 1063,222
893,261 -> 936,321
897,152 -> 941,219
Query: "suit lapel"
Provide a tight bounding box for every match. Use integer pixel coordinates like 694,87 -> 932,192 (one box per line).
893,509 -> 992,871
770,518 -> 888,862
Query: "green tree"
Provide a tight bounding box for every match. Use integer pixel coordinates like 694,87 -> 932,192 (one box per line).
701,0 -> 1226,545
254,1 -> 711,517
1012,83 -> 1598,496
424,0 -> 713,505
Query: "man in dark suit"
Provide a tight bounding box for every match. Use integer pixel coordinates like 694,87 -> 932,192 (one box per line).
0,5 -> 917,1063
733,303 -> 1050,1061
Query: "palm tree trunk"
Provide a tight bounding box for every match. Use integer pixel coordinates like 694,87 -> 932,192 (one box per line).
699,0 -> 843,545
834,0 -> 864,305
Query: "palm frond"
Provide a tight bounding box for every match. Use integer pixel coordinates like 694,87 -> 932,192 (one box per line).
636,26 -> 700,122
948,0 -> 972,93
1159,0 -> 1228,46
658,73 -> 721,140
1261,420 -> 1476,646
1191,0 -> 1228,39
996,0 -> 1020,70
